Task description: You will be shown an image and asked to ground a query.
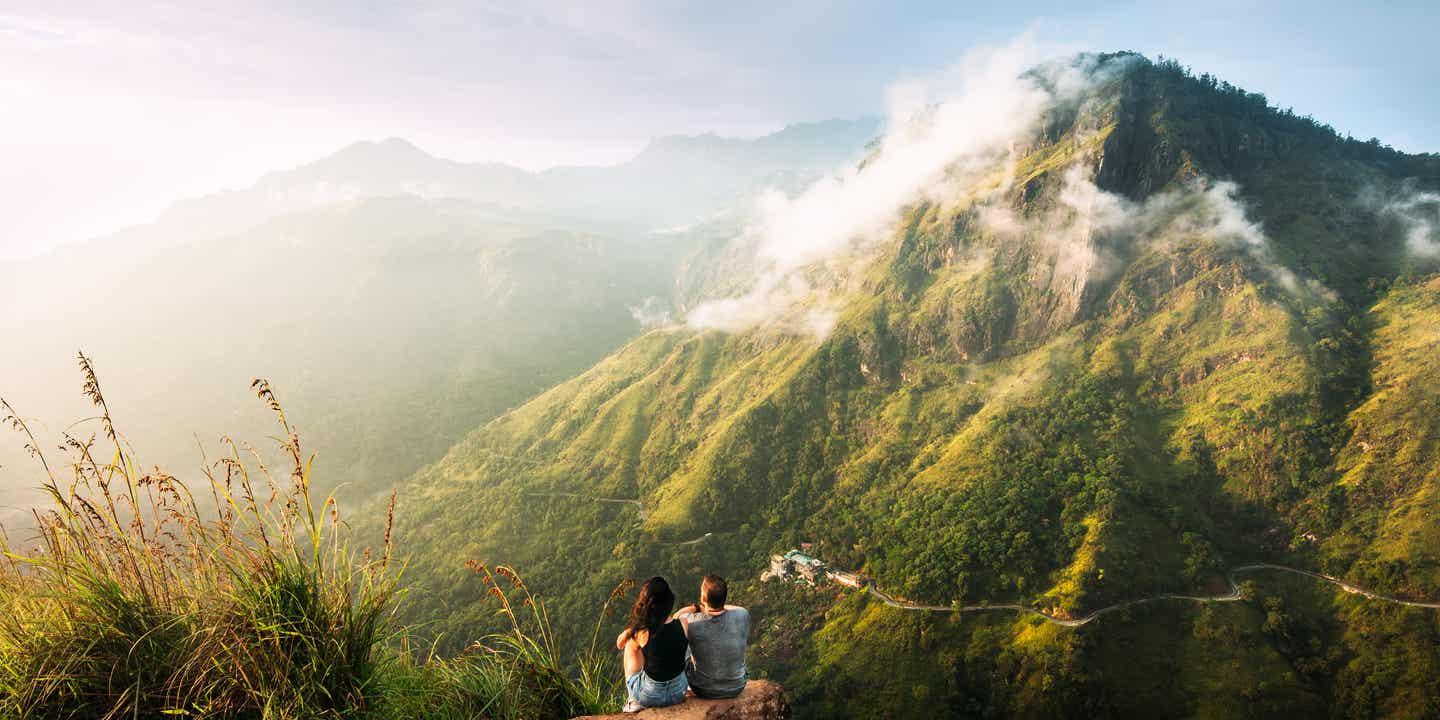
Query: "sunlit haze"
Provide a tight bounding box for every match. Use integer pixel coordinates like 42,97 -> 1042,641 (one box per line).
2,0 -> 1437,258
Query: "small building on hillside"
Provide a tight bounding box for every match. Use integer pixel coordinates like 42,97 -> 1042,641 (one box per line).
767,550 -> 829,585
767,549 -> 870,590
767,554 -> 788,578
785,550 -> 826,583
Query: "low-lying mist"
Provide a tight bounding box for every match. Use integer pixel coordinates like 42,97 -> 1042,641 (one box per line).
1383,189 -> 1440,258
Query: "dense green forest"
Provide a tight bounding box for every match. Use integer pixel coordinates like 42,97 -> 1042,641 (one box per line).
386,53 -> 1440,718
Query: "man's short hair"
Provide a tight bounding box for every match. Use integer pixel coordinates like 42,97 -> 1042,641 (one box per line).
701,575 -> 727,608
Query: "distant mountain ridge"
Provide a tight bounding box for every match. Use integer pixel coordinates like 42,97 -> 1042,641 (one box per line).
96,117 -> 882,261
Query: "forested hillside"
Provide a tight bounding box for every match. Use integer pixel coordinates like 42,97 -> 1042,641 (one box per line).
391,53 -> 1440,718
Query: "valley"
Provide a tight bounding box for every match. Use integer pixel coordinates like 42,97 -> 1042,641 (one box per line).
0,121 -> 877,526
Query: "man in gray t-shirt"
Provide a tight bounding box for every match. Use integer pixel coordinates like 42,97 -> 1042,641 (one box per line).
674,575 -> 749,699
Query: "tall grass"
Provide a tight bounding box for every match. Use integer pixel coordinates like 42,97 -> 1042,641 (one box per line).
0,354 -> 624,719
374,565 -> 631,720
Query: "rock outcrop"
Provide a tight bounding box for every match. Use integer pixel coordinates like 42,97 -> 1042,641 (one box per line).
572,681 -> 791,720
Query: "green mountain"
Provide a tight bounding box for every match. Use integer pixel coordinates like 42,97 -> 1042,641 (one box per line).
391,53 -> 1440,717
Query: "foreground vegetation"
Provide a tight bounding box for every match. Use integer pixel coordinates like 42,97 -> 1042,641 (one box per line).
0,359 -> 623,719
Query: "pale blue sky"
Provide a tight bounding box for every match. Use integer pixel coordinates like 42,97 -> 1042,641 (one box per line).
2,0 -> 1435,256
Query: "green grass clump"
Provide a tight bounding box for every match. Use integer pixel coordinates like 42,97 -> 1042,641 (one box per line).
0,355 -> 622,719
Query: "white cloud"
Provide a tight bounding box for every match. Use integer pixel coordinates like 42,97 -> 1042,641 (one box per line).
1384,191 -> 1440,258
628,296 -> 674,328
687,36 -> 1089,338
982,163 -> 1310,291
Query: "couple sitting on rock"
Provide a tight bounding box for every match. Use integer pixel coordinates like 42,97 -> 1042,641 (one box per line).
615,574 -> 749,713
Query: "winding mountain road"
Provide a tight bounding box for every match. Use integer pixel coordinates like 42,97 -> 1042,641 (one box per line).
522,491 -> 1440,626
863,563 -> 1440,626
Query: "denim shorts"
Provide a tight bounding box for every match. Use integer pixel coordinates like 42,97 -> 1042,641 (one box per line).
626,670 -> 688,707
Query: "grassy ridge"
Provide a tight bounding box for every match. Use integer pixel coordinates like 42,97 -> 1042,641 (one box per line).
0,363 -> 622,719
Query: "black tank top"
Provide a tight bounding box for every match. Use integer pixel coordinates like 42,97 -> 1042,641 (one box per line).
641,620 -> 688,681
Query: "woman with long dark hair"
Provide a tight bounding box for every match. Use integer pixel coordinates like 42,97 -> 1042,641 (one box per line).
616,576 -> 689,711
